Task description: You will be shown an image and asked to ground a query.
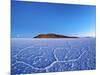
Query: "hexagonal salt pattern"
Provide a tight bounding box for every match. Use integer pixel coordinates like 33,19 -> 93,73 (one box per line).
11,38 -> 96,74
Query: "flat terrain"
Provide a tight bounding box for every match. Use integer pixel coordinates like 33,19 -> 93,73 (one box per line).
11,38 -> 96,74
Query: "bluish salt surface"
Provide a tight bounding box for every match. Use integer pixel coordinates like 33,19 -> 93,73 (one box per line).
11,38 -> 96,74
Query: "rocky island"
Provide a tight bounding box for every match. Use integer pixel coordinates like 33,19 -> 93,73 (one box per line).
34,33 -> 79,38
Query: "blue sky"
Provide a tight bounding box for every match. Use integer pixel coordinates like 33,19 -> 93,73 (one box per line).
11,1 -> 96,38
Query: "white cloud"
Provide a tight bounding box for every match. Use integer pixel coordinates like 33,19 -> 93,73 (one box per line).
76,32 -> 96,37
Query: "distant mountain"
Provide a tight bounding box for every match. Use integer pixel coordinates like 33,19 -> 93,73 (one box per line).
34,33 -> 79,38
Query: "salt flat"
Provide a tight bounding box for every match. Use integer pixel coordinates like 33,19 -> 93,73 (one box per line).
11,38 -> 96,74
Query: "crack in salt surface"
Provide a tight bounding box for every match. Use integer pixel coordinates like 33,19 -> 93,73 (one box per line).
14,46 -> 57,71
16,46 -> 86,71
15,45 -> 35,57
67,50 -> 87,62
44,47 -> 87,71
13,61 -> 45,70
53,48 -> 59,61
12,39 -> 91,73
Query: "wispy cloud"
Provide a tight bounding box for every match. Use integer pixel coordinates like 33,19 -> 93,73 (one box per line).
76,32 -> 95,37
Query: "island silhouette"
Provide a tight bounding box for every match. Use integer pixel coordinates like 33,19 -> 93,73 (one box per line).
34,33 -> 79,38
